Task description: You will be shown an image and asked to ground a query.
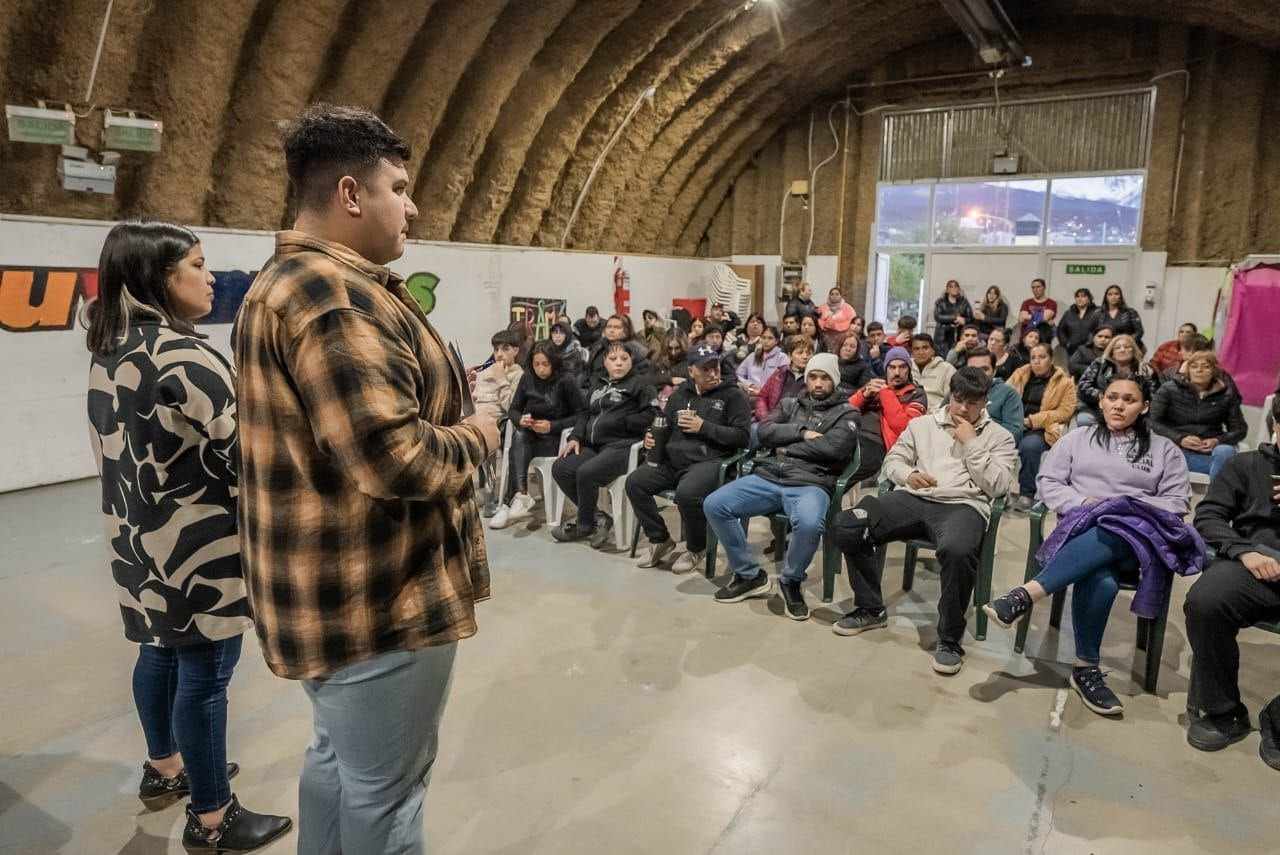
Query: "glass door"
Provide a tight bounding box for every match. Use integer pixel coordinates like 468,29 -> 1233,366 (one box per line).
873,252 -> 926,325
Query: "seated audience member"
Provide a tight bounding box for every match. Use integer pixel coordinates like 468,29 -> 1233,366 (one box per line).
640,309 -> 668,361
1149,322 -> 1199,378
550,319 -> 586,376
818,286 -> 858,353
754,335 -> 813,423
799,314 -> 823,353
704,354 -> 859,620
651,328 -> 691,389
1154,333 -> 1210,383
474,330 -> 524,515
1018,277 -> 1057,344
780,313 -> 801,339
733,313 -> 768,363
933,279 -> 973,354
985,376 -> 1194,717
836,331 -> 875,392
865,321 -> 888,376
1151,350 -> 1247,479
850,315 -> 866,339
785,280 -> 818,321
910,333 -> 956,412
628,345 -> 751,573
700,322 -> 738,374
1184,395 -> 1280,764
575,305 -> 604,349
833,368 -> 1016,674
1097,284 -> 1145,349
889,314 -> 917,347
945,323 -> 982,368
1069,325 -> 1113,381
988,327 -> 1021,381
963,346 -> 1024,444
582,313 -> 650,393
688,316 -> 706,344
1007,342 -> 1077,511
847,346 -> 927,473
973,286 -> 1009,338
737,324 -> 787,398
553,342 -> 655,547
1077,333 -> 1151,426
1057,288 -> 1101,360
1015,327 -> 1043,362
490,342 -> 582,529
707,302 -> 740,336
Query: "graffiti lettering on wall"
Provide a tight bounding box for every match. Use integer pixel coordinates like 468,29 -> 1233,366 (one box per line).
0,266 -> 442,332
509,296 -> 568,341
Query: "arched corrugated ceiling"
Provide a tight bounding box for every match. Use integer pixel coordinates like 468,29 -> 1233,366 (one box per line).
1,0 -> 1278,256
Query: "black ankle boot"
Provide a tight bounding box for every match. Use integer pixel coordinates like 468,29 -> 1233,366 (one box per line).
182,795 -> 292,853
139,761 -> 240,810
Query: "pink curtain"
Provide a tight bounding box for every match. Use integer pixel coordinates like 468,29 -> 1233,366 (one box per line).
1219,264 -> 1280,405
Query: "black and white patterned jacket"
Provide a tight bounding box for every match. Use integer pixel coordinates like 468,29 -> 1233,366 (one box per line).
88,320 -> 251,645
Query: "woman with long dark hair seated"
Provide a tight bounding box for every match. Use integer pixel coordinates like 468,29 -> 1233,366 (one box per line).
732,312 -> 768,363
85,223 -> 291,851
1007,342 -> 1077,512
735,324 -> 787,399
490,341 -> 583,530
985,376 -> 1196,717
972,285 -> 1009,338
1151,349 -> 1248,480
550,318 -> 586,377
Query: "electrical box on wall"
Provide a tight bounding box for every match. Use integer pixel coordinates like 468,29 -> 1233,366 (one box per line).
991,154 -> 1019,174
776,263 -> 805,302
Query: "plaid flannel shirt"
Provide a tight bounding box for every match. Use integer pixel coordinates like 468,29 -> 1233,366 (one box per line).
233,231 -> 493,680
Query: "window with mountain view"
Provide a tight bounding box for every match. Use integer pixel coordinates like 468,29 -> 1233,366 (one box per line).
1046,174 -> 1144,245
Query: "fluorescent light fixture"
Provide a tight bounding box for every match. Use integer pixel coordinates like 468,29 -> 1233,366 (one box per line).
103,109 -> 162,152
5,100 -> 75,145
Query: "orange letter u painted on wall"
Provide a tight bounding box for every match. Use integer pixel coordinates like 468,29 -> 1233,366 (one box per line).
0,269 -> 82,331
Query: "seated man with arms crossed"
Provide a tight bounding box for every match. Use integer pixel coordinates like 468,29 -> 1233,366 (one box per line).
833,368 -> 1017,675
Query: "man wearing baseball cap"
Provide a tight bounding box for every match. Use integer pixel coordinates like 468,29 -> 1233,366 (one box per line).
627,345 -> 751,574
703,352 -> 860,620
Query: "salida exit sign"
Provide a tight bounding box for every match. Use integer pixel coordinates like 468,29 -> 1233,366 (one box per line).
1065,263 -> 1106,275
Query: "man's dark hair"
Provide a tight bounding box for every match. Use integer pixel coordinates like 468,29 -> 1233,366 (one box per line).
950,366 -> 992,403
910,333 -> 935,350
585,305 -> 600,318
962,323 -> 981,336
284,104 -> 411,212
1186,334 -> 1210,352
897,315 -> 917,331
782,312 -> 801,325
702,322 -> 723,336
964,346 -> 994,369
866,321 -> 884,334
1031,277 -> 1046,288
491,329 -> 521,350
1268,389 -> 1280,434
1180,321 -> 1199,334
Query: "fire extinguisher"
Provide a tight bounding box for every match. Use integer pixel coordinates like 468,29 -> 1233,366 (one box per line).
613,257 -> 631,317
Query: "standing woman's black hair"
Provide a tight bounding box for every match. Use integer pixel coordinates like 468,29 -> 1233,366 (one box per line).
84,222 -> 203,355
1090,375 -> 1155,463
608,313 -> 636,340
1074,287 -> 1095,307
527,339 -> 564,376
1103,285 -> 1128,310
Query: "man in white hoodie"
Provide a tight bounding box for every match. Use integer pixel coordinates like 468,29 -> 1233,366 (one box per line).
910,333 -> 956,413
832,367 -> 1016,675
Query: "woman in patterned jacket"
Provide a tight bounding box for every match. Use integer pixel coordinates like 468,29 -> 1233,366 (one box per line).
85,223 -> 290,852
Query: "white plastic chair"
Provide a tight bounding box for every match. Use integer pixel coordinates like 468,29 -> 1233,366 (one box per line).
604,441 -> 644,549
1258,394 -> 1275,444
497,421 -> 573,524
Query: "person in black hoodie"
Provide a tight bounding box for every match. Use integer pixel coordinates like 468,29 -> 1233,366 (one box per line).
1068,325 -> 1112,380
1057,288 -> 1101,360
1096,285 -> 1145,349
626,344 -> 751,573
704,353 -> 860,621
550,319 -> 586,378
553,341 -> 655,547
490,341 -> 583,530
1184,393 -> 1280,768
574,305 -> 604,350
1151,350 -> 1248,479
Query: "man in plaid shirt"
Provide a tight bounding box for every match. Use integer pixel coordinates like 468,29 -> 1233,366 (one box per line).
233,104 -> 499,854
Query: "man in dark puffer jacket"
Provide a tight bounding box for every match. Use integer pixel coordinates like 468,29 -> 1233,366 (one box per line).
1185,394 -> 1280,768
627,345 -> 751,574
704,353 -> 859,621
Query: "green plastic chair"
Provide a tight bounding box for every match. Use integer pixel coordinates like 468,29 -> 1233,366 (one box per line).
876,482 -> 1007,641
1014,502 -> 1170,694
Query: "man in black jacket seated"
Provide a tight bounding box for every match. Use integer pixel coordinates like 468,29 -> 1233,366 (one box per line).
627,345 -> 751,574
704,353 -> 859,621
1185,394 -> 1280,769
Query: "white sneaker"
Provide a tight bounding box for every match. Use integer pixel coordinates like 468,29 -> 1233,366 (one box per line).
488,505 -> 512,530
671,550 -> 704,574
507,492 -> 536,522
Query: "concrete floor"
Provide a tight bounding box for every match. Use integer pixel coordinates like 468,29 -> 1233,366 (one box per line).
2,479 -> 1278,854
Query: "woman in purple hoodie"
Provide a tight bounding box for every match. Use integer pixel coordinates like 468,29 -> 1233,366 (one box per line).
983,376 -> 1192,716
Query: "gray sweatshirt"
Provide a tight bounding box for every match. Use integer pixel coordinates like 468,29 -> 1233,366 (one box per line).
1035,425 -> 1190,517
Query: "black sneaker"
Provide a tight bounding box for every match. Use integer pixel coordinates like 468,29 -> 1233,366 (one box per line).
589,514 -> 614,549
832,608 -> 888,636
1187,707 -> 1252,752
182,794 -> 292,852
714,570 -> 772,603
1259,696 -> 1280,771
1071,666 -> 1124,716
552,521 -> 594,543
778,580 -> 810,621
138,761 -> 239,810
931,641 -> 965,675
983,587 -> 1033,629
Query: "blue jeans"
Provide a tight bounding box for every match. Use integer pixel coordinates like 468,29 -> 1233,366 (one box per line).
1182,444 -> 1236,480
132,634 -> 243,813
1017,430 -> 1049,496
705,474 -> 830,583
1030,526 -> 1138,665
300,644 -> 457,855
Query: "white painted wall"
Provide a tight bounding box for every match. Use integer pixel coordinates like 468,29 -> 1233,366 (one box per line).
0,216 -> 712,493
